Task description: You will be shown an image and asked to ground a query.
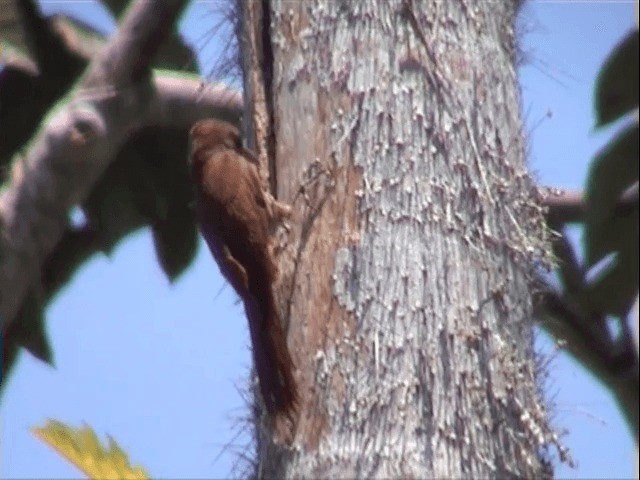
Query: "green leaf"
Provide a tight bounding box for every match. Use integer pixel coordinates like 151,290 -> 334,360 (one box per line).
135,128 -> 198,281
102,0 -> 135,19
82,125 -> 199,282
1,287 -> 52,395
595,29 -> 639,127
32,420 -> 150,480
1,330 -> 19,395
585,244 -> 638,317
152,212 -> 198,282
155,35 -> 200,73
0,62 -> 44,166
11,288 -> 53,365
584,124 -> 638,265
43,227 -> 99,295
82,155 -> 152,254
583,123 -> 638,317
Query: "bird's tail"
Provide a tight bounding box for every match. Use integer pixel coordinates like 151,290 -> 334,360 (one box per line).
243,292 -> 298,420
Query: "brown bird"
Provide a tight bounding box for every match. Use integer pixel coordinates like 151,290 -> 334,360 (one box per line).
188,119 -> 297,421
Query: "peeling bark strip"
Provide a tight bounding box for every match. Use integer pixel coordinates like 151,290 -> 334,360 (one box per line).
0,0 -> 242,329
240,0 -> 273,186
239,0 -> 302,447
260,0 -> 279,195
248,0 -> 563,477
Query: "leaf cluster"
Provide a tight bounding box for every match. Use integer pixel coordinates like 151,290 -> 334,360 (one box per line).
541,28 -> 639,440
32,419 -> 150,479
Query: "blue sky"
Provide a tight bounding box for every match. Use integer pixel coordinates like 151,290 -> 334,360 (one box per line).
1,1 -> 636,478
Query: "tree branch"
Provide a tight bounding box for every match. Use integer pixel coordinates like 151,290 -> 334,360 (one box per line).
536,190 -> 639,439
535,288 -> 639,441
0,0 -> 241,329
541,183 -> 638,225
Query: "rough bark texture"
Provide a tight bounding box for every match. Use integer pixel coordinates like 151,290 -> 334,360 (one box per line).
245,0 -> 561,477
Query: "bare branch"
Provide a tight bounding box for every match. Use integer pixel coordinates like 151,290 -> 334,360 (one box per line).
541,182 -> 638,225
239,0 -> 274,192
82,1 -> 185,87
150,75 -> 241,128
537,196 -> 639,439
0,0 -> 241,328
537,179 -> 639,439
536,288 -> 639,441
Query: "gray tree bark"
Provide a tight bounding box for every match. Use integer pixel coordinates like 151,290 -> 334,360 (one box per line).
242,0 -> 565,477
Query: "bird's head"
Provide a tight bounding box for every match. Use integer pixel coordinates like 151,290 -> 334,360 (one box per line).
188,119 -> 242,168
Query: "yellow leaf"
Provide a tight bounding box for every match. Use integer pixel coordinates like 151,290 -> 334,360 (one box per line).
32,419 -> 149,480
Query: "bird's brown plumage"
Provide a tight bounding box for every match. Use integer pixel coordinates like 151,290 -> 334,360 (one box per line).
188,119 -> 297,423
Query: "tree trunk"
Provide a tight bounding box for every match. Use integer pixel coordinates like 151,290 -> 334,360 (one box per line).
241,0 -> 560,477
